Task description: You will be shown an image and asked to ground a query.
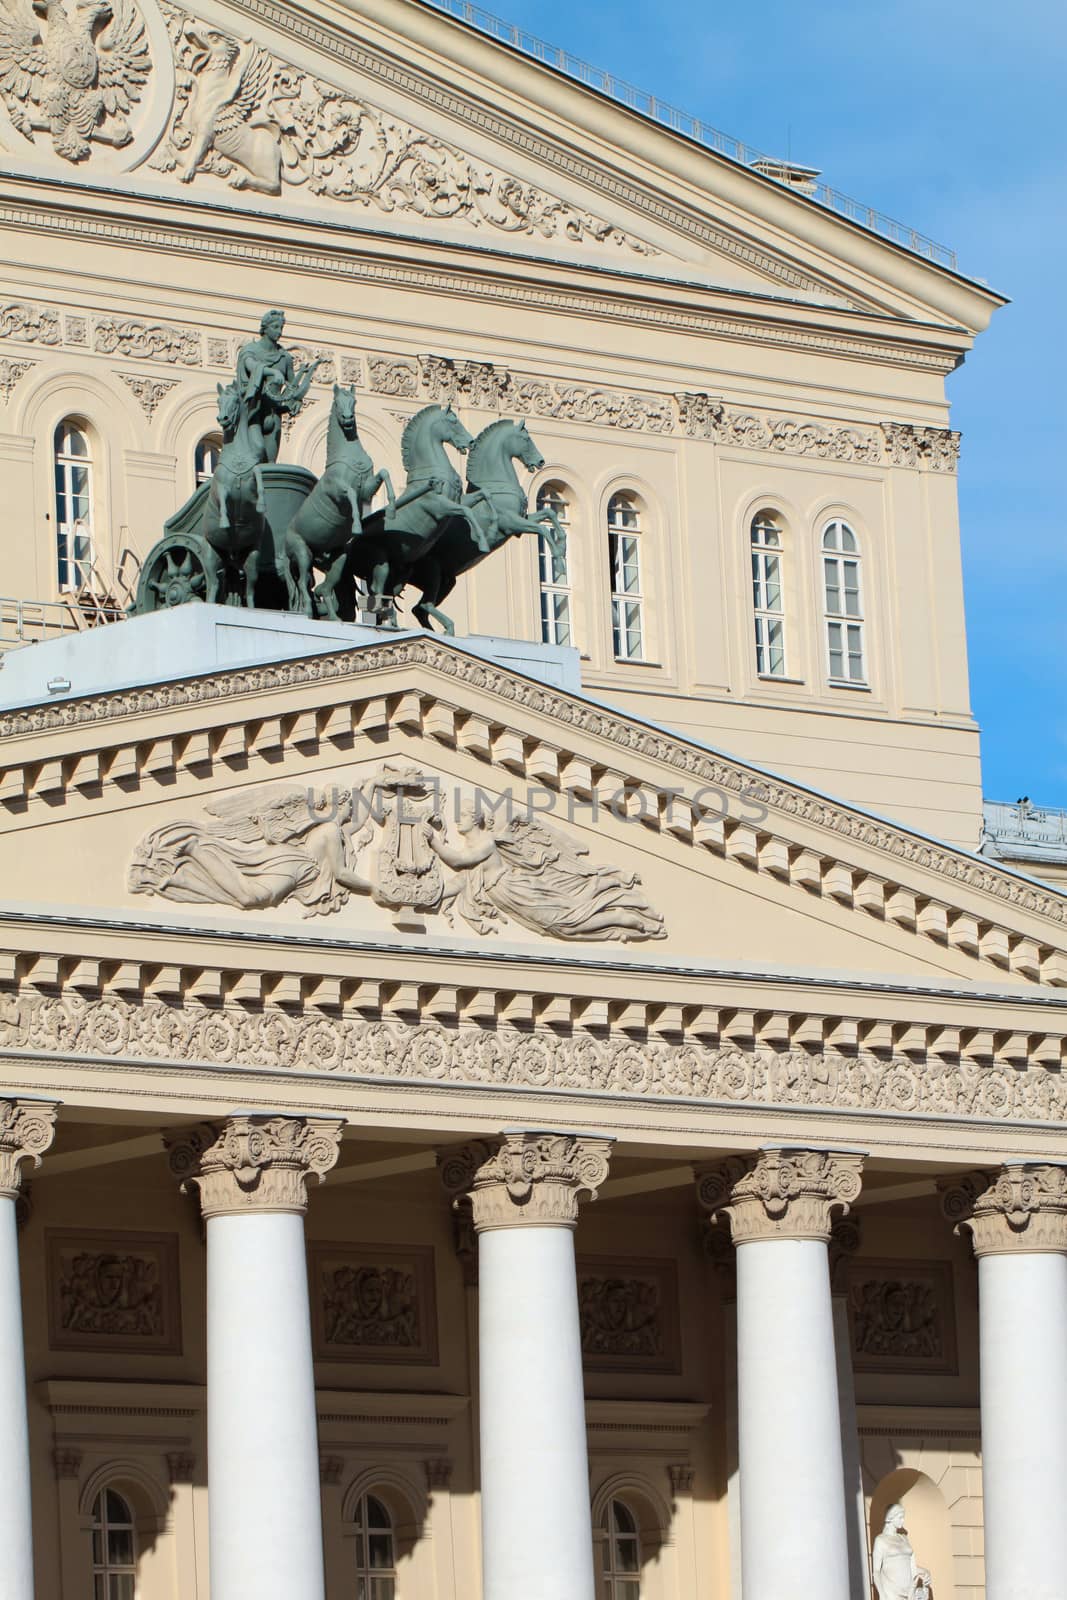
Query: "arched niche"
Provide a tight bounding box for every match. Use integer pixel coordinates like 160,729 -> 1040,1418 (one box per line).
870,1468 -> 955,1600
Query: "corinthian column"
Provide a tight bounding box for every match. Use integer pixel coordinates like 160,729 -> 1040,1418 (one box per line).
697,1147 -> 864,1600
440,1130 -> 613,1600
942,1164 -> 1067,1600
0,1098 -> 58,1600
167,1115 -> 344,1600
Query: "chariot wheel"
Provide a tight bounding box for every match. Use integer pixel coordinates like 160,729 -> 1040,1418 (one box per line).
134,535 -> 223,612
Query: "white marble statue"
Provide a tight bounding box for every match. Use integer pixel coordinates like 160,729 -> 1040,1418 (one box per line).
871,1503 -> 931,1600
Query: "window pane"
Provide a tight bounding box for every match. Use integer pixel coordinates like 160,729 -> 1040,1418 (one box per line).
94,1576 -> 107,1600
109,1576 -> 135,1600
92,1530 -> 105,1565
107,1529 -> 134,1566
369,1580 -> 395,1600
106,1489 -> 130,1523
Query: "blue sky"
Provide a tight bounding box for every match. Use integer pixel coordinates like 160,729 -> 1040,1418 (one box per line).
464,0 -> 1067,804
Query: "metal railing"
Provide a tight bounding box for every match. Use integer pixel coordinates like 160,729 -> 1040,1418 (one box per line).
423,0 -> 958,271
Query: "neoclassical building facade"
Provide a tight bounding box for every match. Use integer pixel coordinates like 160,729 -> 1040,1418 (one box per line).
0,0 -> 1063,1598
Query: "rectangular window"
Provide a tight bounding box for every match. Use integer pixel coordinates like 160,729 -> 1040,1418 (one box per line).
751,543 -> 786,676
538,532 -> 572,646
610,531 -> 644,660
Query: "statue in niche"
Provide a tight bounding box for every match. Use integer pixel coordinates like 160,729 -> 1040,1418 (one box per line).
871,1504 -> 931,1600
128,786 -> 374,918
430,800 -> 667,944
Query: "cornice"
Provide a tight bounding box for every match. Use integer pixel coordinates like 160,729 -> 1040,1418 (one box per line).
1,638 -> 1065,974
2,986 -> 1065,1128
0,197 -> 963,375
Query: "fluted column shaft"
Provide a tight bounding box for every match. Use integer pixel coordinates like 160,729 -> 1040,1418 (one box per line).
168,1115 -> 343,1600
441,1130 -> 612,1600
0,1099 -> 58,1600
944,1165 -> 1067,1600
698,1147 -> 864,1600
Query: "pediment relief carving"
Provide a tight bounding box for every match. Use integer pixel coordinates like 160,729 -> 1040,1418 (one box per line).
2,639 -> 1065,984
126,766 -> 666,944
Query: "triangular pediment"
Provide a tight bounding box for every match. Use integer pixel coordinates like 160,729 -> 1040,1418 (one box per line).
1,626 -> 1063,996
0,0 -> 1003,326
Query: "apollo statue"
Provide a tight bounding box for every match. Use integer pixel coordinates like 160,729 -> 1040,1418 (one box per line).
871,1503 -> 932,1600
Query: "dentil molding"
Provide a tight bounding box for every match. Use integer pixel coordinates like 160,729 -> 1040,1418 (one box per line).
940,1164 -> 1067,1256
695,1147 -> 864,1243
165,1113 -> 344,1215
0,1096 -> 58,1198
438,1131 -> 612,1229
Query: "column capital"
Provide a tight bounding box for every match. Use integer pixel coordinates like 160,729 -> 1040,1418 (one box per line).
941,1164 -> 1067,1256
696,1147 -> 864,1245
165,1115 -> 344,1218
438,1130 -> 613,1231
0,1099 -> 58,1199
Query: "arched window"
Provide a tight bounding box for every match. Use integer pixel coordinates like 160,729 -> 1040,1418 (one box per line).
91,1486 -> 137,1598
352,1492 -> 397,1599
822,519 -> 866,683
600,1498 -> 642,1599
607,492 -> 644,661
53,419 -> 93,591
750,510 -> 786,676
194,432 -> 222,485
536,483 -> 573,646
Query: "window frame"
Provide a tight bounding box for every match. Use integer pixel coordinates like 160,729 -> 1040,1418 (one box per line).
53,417 -> 94,593
90,1485 -> 138,1600
820,517 -> 867,687
351,1490 -> 398,1600
749,509 -> 788,678
535,481 -> 574,648
600,1496 -> 643,1600
607,491 -> 645,663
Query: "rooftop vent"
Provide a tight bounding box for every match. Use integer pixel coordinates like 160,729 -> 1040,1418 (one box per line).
749,158 -> 822,196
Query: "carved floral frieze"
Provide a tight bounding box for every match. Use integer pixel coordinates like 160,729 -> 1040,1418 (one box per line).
46,1227 -> 182,1353
145,0 -> 653,256
4,991 -> 1064,1127
310,1242 -> 438,1364
846,1258 -> 957,1374
0,293 -> 960,460
126,770 -> 667,944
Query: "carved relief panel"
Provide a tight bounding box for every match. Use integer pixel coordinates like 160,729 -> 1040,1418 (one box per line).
846,1258 -> 958,1375
310,1242 -> 438,1365
578,1256 -> 681,1373
46,1228 -> 182,1353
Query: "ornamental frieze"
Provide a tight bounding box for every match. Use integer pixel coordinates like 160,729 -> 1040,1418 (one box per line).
846,1259 -> 957,1374
578,1257 -> 680,1372
0,294 -> 959,462
310,1243 -> 438,1364
46,1228 -> 181,1353
144,0 -> 654,256
5,992 -> 1067,1126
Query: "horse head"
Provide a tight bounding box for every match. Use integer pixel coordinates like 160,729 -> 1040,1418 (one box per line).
330,383 -> 358,438
511,418 -> 545,474
436,404 -> 475,454
215,381 -> 242,439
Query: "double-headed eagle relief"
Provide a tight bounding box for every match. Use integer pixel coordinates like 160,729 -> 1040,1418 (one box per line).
133,308 -> 567,635
0,0 -> 149,160
128,769 -> 668,944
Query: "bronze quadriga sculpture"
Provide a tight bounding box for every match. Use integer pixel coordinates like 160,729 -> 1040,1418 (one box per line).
133,309 -> 567,632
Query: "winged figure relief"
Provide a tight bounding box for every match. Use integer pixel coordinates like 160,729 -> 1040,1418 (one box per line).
0,0 -> 149,161
152,21 -> 282,193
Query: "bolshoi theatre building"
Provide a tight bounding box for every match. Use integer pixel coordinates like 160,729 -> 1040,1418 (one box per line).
0,0 -> 1064,1595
